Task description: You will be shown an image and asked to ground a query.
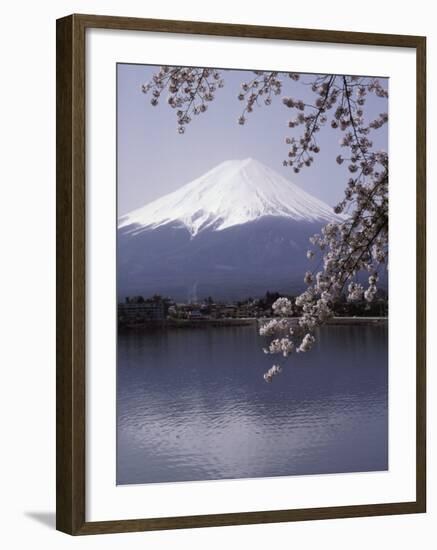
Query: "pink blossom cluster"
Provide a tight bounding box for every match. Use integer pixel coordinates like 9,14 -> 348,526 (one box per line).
237,71 -> 284,125
142,66 -> 224,133
141,66 -> 388,383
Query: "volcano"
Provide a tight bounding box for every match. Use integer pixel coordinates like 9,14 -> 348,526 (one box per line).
118,159 -> 341,301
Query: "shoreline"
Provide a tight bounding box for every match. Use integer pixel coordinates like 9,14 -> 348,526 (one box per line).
119,316 -> 388,331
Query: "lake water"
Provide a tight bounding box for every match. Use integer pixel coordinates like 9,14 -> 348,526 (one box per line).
117,324 -> 388,485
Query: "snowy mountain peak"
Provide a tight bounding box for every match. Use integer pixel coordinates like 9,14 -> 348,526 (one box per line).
119,158 -> 340,236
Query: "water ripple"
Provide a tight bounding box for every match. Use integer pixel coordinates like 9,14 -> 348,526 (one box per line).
117,324 -> 388,484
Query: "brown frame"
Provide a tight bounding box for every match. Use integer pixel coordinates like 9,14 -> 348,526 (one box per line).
56,13 -> 427,535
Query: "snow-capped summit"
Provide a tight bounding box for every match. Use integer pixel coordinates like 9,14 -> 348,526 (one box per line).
119,158 -> 340,237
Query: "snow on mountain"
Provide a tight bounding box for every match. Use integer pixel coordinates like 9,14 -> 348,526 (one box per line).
118,158 -> 340,237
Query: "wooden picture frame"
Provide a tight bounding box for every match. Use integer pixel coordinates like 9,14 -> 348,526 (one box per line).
56,13 -> 426,535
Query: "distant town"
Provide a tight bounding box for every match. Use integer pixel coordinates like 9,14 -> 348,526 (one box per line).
118,290 -> 388,329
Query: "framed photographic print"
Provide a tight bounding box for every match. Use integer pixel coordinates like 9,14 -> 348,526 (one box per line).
56,14 -> 426,535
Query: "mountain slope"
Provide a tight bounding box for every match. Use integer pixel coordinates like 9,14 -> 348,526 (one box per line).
118,158 -> 340,237
118,159 -> 341,301
118,217 -> 326,301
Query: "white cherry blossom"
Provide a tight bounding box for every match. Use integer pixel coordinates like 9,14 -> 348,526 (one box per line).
141,67 -> 388,382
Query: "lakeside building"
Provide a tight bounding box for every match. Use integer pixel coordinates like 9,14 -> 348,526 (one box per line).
170,302 -> 270,320
118,296 -> 166,324
117,292 -> 388,327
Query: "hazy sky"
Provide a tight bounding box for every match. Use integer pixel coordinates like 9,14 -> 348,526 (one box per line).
117,64 -> 388,216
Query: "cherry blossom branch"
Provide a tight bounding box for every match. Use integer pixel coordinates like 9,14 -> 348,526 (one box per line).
139,66 -> 389,383
141,66 -> 225,133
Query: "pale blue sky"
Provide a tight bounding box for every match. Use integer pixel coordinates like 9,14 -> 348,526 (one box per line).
117,64 -> 388,216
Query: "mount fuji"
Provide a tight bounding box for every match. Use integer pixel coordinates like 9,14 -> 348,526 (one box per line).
118,158 -> 341,301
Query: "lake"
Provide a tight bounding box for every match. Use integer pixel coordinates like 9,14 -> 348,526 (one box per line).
117,323 -> 388,485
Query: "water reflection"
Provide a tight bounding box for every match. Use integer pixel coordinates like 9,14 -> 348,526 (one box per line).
117,324 -> 388,484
